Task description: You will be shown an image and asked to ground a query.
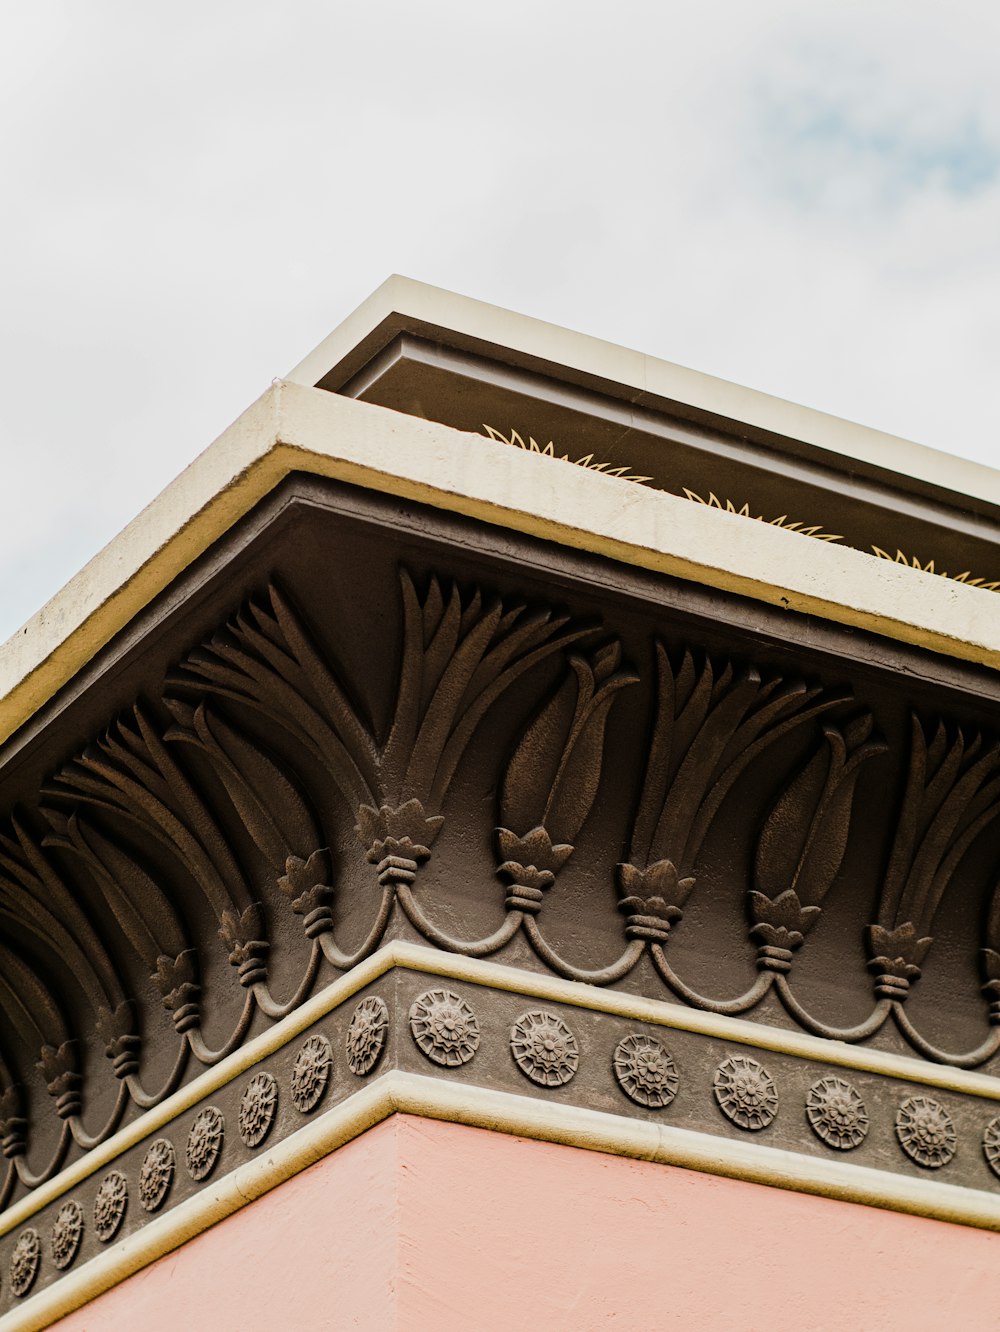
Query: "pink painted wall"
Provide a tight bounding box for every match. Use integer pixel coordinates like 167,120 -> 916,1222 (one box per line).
56,1115 -> 1000,1331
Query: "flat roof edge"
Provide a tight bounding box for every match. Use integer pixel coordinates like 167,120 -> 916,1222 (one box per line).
286,276 -> 1000,508
2,383 -> 997,747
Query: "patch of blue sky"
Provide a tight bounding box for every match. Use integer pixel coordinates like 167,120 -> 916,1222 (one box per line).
756,89 -> 1000,207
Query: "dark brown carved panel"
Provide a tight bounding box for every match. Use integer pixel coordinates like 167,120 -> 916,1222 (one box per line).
0,476 -> 1000,1220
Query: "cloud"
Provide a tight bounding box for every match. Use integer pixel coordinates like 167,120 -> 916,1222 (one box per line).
1,1 -> 999,640
748,28 -> 1000,211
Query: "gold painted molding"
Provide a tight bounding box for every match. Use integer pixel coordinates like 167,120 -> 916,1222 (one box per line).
871,546 -> 1000,591
481,424 -> 654,484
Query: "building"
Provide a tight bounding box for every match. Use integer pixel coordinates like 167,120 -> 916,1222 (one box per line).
1,278 -> 1000,1329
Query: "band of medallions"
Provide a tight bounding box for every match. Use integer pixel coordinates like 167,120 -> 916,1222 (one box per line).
2,948 -> 1000,1324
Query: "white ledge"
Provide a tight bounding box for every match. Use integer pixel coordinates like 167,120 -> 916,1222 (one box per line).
3,381 -> 1000,746
289,276 -> 1000,507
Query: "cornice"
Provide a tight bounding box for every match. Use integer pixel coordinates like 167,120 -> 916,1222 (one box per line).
5,288 -> 1000,1322
3,939 -> 998,1248
1,477 -> 1000,1243
288,277 -> 1000,510
2,383 -> 999,749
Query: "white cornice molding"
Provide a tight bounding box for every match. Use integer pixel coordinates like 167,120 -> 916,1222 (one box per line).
2,383 -> 999,748
287,276 -> 1000,507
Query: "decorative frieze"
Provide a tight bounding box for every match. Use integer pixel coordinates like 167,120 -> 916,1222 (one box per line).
0,468 -> 1000,1320
4,952 -> 1000,1318
0,493 -> 1000,1220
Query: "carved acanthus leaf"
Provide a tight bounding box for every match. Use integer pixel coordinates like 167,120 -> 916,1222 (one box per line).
219,904 -> 269,986
499,642 -> 638,847
628,644 -> 844,899
874,717 -> 1000,983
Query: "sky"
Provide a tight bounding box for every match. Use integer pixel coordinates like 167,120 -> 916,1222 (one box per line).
2,1 -> 999,641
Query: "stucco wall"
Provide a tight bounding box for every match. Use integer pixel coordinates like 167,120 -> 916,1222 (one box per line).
50,1113 -> 1000,1331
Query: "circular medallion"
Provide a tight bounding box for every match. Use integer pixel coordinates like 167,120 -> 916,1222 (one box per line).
510,1010 -> 579,1087
239,1071 -> 278,1147
895,1095 -> 956,1168
93,1171 -> 128,1243
51,1200 -> 84,1271
9,1229 -> 40,1298
713,1056 -> 778,1131
186,1106 -> 225,1181
291,1034 -> 332,1113
346,996 -> 389,1076
983,1117 -> 1000,1178
138,1138 -> 176,1212
409,989 -> 480,1067
613,1034 -> 678,1108
806,1076 -> 869,1151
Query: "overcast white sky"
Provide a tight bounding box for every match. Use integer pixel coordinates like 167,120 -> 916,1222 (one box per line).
2,2 -> 999,641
